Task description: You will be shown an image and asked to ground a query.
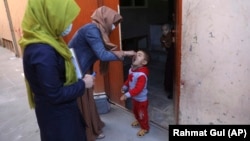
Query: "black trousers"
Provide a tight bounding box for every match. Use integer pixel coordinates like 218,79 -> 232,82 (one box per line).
164,47 -> 175,98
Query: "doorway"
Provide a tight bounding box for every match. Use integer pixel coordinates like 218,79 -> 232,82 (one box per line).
119,0 -> 177,129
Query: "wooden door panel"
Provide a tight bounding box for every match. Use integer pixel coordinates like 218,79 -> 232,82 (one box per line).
102,0 -> 125,106
64,0 -> 99,43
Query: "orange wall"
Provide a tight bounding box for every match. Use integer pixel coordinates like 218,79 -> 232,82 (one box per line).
0,0 -> 12,42
0,0 -> 24,55
0,0 -> 27,56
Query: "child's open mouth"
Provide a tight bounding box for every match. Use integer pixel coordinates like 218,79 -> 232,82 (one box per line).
132,56 -> 136,63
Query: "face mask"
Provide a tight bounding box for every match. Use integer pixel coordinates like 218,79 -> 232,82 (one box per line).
61,24 -> 73,36
111,24 -> 116,31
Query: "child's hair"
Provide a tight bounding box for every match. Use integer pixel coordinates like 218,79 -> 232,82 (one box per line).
138,49 -> 151,66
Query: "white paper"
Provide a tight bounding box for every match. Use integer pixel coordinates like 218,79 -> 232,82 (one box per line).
69,48 -> 83,79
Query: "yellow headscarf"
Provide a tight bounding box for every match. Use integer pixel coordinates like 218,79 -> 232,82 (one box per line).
19,0 -> 80,108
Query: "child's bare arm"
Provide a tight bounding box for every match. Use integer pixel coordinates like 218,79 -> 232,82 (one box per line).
120,94 -> 127,101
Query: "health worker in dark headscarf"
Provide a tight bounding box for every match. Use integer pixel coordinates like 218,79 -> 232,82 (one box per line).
68,6 -> 136,140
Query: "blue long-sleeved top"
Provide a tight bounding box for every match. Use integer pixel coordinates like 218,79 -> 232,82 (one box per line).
68,23 -> 119,75
22,43 -> 86,141
23,44 -> 85,104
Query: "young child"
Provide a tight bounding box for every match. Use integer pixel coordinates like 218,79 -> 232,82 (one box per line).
160,23 -> 175,99
160,24 -> 173,50
120,49 -> 150,136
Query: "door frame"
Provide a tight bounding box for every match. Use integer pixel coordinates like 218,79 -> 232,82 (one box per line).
173,0 -> 182,124
103,0 -> 183,124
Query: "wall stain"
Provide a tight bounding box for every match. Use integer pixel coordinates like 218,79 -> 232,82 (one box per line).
193,35 -> 198,43
209,32 -> 215,38
189,45 -> 193,52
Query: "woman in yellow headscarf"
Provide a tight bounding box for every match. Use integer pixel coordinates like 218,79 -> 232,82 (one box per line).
19,0 -> 94,140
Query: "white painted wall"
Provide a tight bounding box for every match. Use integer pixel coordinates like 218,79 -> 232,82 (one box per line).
180,0 -> 250,124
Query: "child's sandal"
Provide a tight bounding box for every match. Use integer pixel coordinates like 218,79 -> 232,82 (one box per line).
137,129 -> 148,136
131,121 -> 139,127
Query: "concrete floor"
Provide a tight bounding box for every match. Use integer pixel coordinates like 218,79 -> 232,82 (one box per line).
147,60 -> 175,129
0,47 -> 169,141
